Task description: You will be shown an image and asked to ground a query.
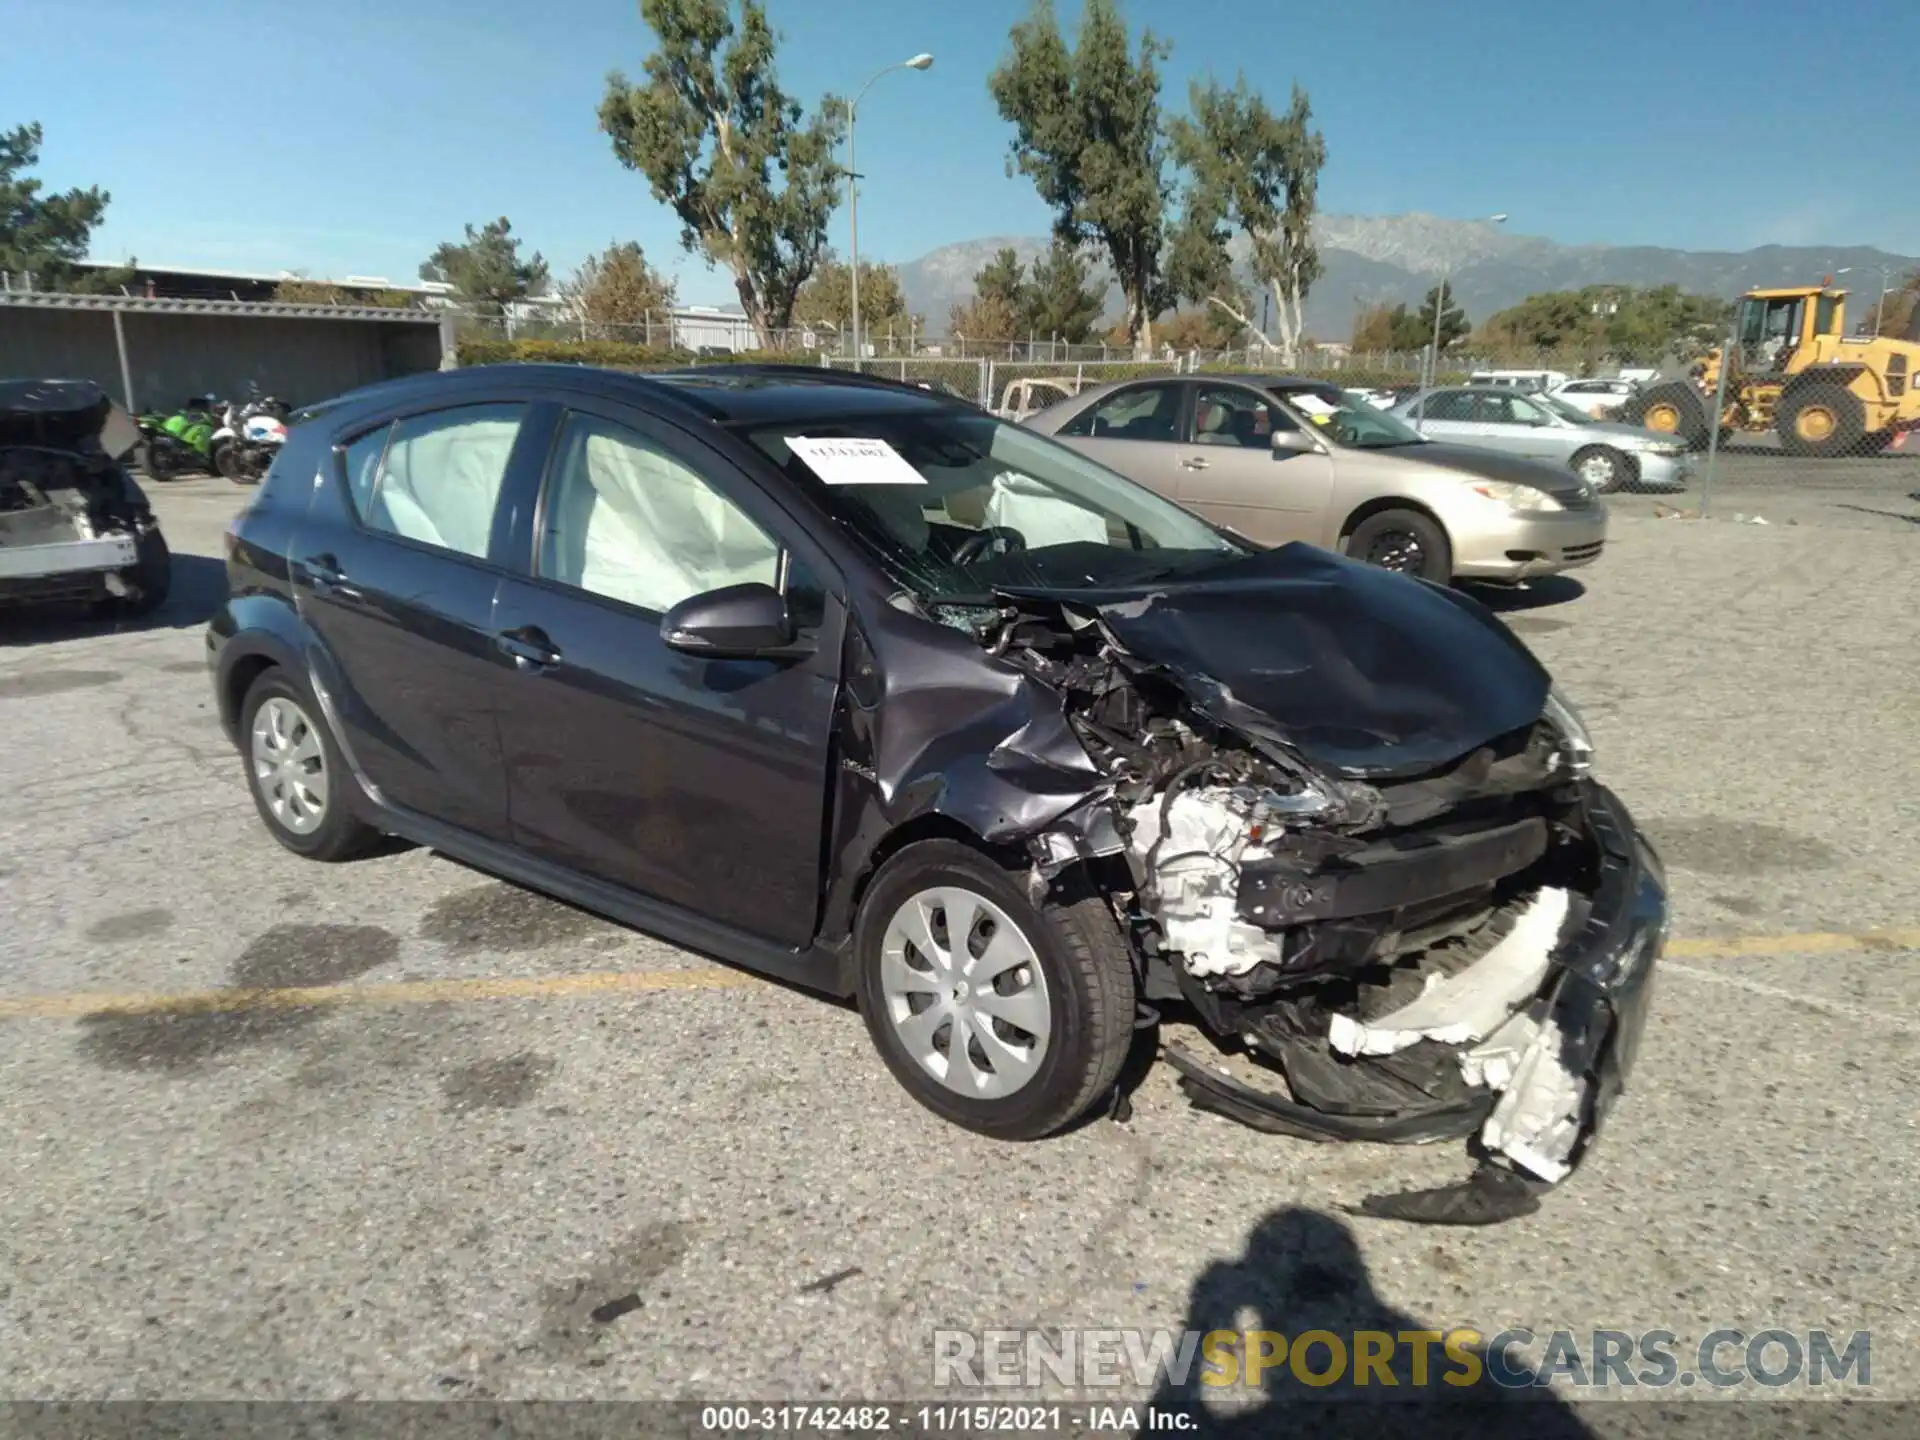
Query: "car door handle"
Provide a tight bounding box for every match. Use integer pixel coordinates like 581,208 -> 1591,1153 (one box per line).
303,553 -> 362,601
496,625 -> 562,670
1180,456 -> 1210,470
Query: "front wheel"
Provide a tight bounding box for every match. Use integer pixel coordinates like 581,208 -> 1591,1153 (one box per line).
1571,445 -> 1632,493
854,841 -> 1136,1140
1345,508 -> 1452,584
213,441 -> 248,483
1625,382 -> 1711,451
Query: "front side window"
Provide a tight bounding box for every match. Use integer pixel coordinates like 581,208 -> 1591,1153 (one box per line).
538,411 -> 782,615
1191,386 -> 1287,447
745,408 -> 1236,603
1060,384 -> 1182,441
347,404 -> 525,560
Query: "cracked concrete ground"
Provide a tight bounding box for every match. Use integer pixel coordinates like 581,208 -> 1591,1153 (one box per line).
1,460 -> 1917,1427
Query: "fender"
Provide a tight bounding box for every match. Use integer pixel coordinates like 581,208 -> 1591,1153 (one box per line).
1782,363 -> 1869,395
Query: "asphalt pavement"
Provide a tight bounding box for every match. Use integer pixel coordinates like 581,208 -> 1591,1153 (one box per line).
1,456 -> 1917,1428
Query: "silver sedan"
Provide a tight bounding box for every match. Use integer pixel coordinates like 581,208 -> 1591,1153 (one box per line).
1389,385 -> 1693,493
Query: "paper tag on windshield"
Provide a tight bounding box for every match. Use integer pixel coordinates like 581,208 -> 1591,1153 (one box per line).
788,435 -> 926,485
1291,394 -> 1339,416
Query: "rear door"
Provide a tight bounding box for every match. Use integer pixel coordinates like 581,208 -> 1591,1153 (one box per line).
1409,388 -> 1481,444
293,397 -> 553,838
488,399 -> 844,946
1172,382 -> 1334,544
1051,381 -> 1190,500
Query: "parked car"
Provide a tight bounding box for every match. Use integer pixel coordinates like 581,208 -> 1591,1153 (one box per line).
208,361 -> 1664,1223
0,379 -> 172,615
1022,373 -> 1606,585
1547,377 -> 1641,420
1390,385 -> 1692,493
1467,369 -> 1570,395
995,376 -> 1081,423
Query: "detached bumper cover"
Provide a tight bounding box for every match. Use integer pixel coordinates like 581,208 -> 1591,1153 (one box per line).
1167,782 -> 1667,1224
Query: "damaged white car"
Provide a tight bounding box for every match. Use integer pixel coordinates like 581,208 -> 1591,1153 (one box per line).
1,380 -> 171,616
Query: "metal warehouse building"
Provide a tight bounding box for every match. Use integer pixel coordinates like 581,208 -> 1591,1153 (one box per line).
0,292 -> 451,414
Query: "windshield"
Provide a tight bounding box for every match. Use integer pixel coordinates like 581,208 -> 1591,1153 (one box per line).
744,408 -> 1240,602
1279,390 -> 1428,448
1537,394 -> 1595,425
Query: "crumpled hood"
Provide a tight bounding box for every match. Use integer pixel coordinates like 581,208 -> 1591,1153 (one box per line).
1395,441 -> 1593,505
1003,543 -> 1551,779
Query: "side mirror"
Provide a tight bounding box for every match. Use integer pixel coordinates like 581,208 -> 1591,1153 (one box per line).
1272,428 -> 1320,456
661,582 -> 803,659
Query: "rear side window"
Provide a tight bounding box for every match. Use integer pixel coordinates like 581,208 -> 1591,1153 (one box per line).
1421,391 -> 1476,422
342,404 -> 526,560
1061,384 -> 1181,441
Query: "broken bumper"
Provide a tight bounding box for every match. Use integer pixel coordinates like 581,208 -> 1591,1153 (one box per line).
1166,782 -> 1667,1211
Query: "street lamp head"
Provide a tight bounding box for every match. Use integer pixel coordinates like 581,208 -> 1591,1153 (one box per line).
905,53 -> 934,70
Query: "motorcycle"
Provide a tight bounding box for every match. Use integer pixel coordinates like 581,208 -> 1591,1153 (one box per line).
136,398 -> 218,480
209,393 -> 290,485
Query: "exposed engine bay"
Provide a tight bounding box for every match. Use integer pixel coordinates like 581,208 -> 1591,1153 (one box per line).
970,585 -> 1654,1224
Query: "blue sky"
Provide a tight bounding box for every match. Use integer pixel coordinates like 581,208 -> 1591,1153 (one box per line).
11,0 -> 1915,303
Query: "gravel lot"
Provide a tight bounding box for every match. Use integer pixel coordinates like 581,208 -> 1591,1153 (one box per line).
1,454 -> 1916,1429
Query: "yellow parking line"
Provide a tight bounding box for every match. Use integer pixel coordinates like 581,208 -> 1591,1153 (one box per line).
1665,926 -> 1920,959
1,925 -> 1913,1024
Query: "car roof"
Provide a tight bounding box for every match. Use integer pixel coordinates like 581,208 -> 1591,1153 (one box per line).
298,362 -> 969,429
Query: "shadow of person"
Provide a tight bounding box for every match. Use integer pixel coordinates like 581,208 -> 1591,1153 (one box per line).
1142,1206 -> 1592,1439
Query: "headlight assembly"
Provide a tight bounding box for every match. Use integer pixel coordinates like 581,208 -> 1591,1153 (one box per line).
1543,683 -> 1595,776
1471,480 -> 1563,513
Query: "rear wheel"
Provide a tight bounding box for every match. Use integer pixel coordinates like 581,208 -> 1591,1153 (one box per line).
1346,508 -> 1452,584
239,670 -> 380,862
117,528 -> 172,616
854,841 -> 1135,1140
1776,383 -> 1866,458
1626,382 -> 1711,451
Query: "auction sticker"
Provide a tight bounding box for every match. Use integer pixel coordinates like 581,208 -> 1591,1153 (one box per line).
788,435 -> 927,485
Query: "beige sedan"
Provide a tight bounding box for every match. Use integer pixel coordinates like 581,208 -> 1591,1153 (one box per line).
1023,375 -> 1608,584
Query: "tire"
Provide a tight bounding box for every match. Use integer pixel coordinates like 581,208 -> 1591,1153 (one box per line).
1345,508 -> 1452,584
1625,382 -> 1711,451
853,840 -> 1136,1140
116,528 -> 172,616
1570,444 -> 1632,494
213,440 -> 246,483
1776,383 -> 1866,458
238,669 -> 380,862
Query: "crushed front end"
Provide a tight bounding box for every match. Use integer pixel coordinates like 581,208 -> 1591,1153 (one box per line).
985,549 -> 1668,1224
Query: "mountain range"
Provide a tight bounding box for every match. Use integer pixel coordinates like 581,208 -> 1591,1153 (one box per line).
893,214 -> 1919,342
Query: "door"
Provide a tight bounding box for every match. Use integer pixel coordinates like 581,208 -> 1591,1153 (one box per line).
294,400 -> 548,838
1172,383 -> 1334,545
489,404 -> 843,946
1480,392 -> 1569,461
1052,381 -> 1190,500
1408,388 -> 1482,443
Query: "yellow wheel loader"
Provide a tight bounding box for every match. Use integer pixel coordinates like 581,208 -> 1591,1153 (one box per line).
1622,283 -> 1920,457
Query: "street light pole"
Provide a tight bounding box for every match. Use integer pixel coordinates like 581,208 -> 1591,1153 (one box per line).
1427,213 -> 1507,389
845,53 -> 932,364
1836,265 -> 1894,336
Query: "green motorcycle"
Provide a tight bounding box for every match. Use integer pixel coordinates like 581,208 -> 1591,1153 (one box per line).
136,398 -> 218,480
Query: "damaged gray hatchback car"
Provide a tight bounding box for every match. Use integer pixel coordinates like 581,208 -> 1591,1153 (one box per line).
210,364 -> 1666,1224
